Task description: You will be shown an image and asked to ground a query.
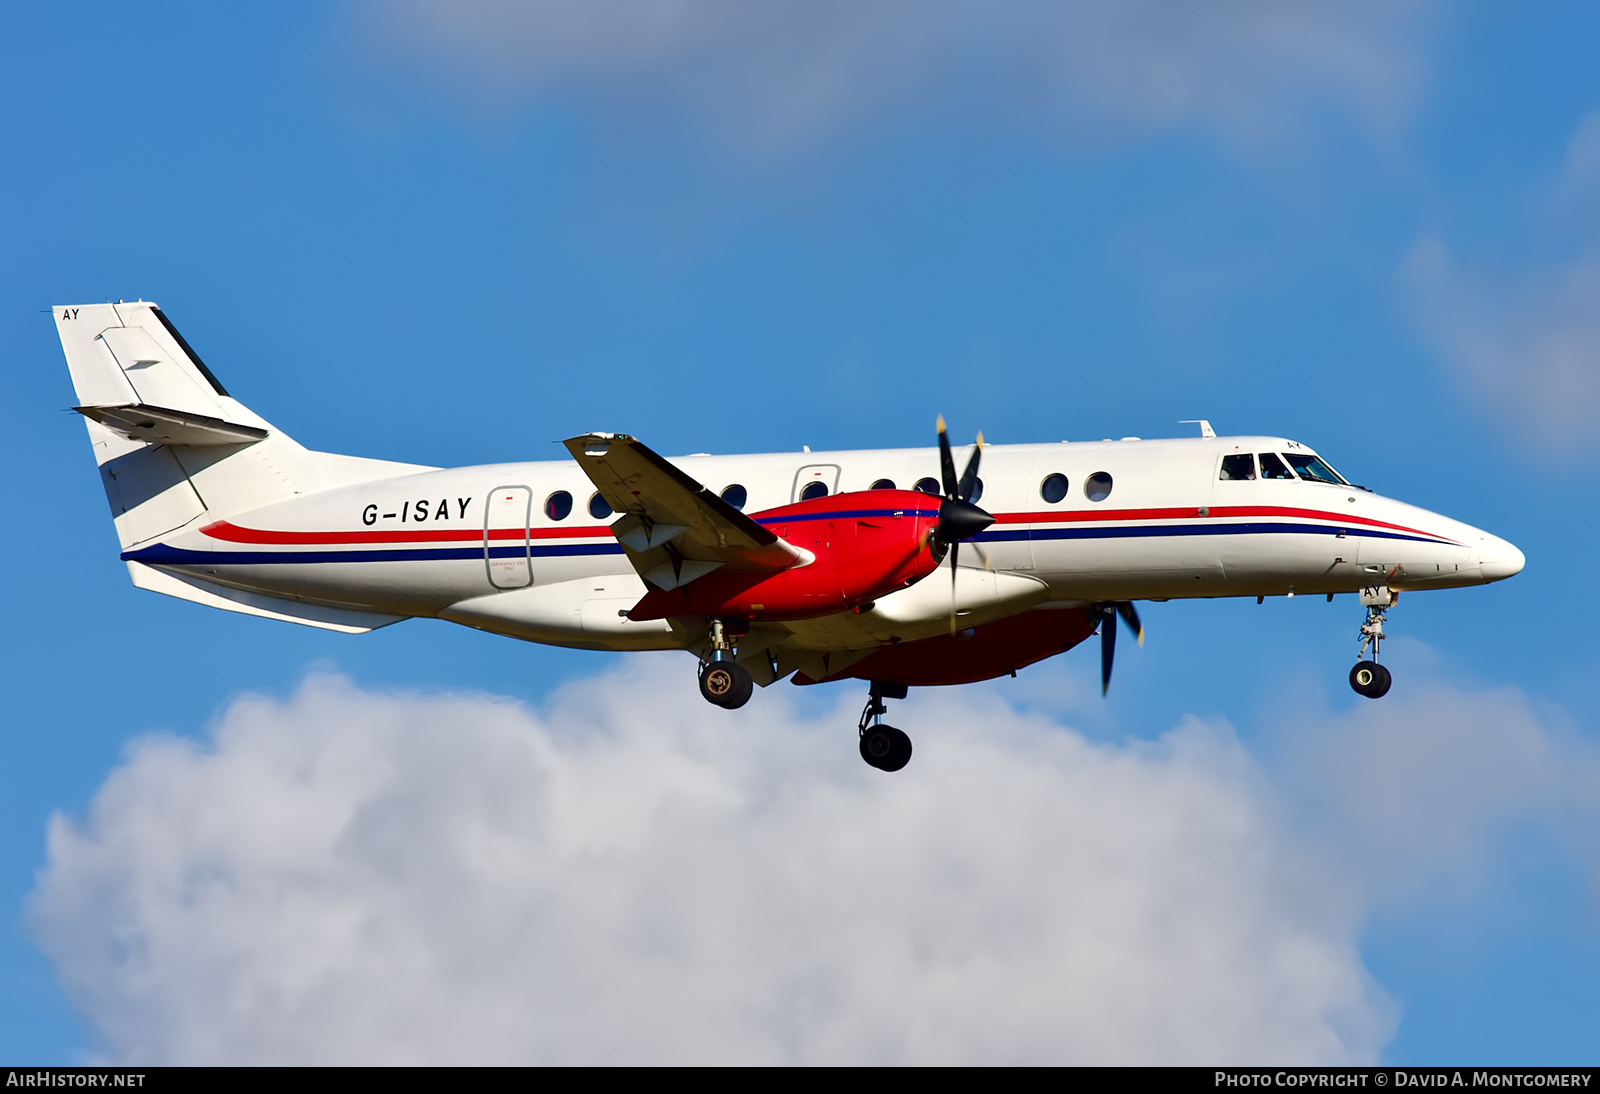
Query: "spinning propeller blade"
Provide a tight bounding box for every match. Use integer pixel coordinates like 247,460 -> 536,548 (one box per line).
1100,605 -> 1117,695
938,415 -> 959,500
949,539 -> 961,635
933,418 -> 993,635
1098,601 -> 1146,695
1117,600 -> 1143,646
958,431 -> 983,503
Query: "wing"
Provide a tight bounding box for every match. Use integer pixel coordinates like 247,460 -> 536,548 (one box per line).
563,433 -> 812,590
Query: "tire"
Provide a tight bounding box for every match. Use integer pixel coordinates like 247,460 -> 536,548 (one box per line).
860,725 -> 913,772
699,661 -> 753,709
1367,662 -> 1392,698
1349,661 -> 1392,699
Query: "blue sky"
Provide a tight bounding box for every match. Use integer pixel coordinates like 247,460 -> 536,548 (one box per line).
4,1 -> 1600,1064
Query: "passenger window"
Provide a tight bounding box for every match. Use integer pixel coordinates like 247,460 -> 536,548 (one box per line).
1258,453 -> 1295,480
914,477 -> 941,496
720,484 -> 748,510
1084,472 -> 1113,502
870,478 -> 897,491
545,490 -> 573,520
968,478 -> 984,504
800,481 -> 829,501
1040,473 -> 1068,503
1219,454 -> 1256,481
587,492 -> 613,519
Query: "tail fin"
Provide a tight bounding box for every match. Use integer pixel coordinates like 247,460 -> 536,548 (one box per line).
54,301 -> 424,550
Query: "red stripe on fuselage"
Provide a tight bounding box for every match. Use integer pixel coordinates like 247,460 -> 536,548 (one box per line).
199,503 -> 1456,549
199,521 -> 615,545
994,505 -> 1456,543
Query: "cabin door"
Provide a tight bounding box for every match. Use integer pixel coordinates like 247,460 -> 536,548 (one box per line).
484,485 -> 533,588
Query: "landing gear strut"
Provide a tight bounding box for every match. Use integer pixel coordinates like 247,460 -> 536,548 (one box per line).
858,680 -> 912,772
1350,585 -> 1395,699
698,618 -> 753,709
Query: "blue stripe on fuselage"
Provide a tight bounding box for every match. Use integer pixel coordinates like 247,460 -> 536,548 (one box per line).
980,522 -> 1441,545
123,543 -> 625,566
754,507 -> 940,525
122,520 -> 1440,567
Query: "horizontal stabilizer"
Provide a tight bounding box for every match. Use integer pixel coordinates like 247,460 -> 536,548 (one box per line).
76,403 -> 268,447
128,562 -> 405,634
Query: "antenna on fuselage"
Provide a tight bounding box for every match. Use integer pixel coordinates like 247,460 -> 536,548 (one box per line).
1179,420 -> 1216,438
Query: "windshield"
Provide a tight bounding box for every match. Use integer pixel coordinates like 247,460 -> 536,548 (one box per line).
1219,454 -> 1255,480
1258,452 -> 1295,480
1284,452 -> 1347,485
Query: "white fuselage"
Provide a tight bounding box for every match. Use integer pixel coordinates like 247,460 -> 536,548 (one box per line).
127,434 -> 1525,655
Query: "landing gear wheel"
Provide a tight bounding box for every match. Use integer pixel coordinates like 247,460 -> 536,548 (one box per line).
699,661 -> 753,709
859,725 -> 913,772
1349,661 -> 1392,699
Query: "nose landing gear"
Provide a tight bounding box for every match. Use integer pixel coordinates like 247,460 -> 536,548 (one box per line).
1349,660 -> 1391,698
858,680 -> 912,772
1350,585 -> 1395,699
698,618 -> 753,709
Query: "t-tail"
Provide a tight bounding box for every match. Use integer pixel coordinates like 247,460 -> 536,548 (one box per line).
53,301 -> 424,631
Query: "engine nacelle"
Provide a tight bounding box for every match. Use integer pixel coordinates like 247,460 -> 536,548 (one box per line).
793,607 -> 1101,687
628,490 -> 944,622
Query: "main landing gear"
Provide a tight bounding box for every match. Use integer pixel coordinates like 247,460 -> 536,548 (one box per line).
693,623 -> 915,773
698,618 -> 753,710
1349,585 -> 1395,699
858,681 -> 912,772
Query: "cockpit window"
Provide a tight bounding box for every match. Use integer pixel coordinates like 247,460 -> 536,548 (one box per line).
1219,454 -> 1255,481
1283,453 -> 1347,485
1258,452 -> 1295,480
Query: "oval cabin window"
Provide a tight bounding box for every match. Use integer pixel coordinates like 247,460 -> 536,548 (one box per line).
545,491 -> 573,521
1084,473 -> 1113,503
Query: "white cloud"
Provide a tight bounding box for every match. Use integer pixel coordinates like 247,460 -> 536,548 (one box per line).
32,660 -> 1405,1065
1266,681 -> 1600,909
342,0 -> 1428,151
1406,110 -> 1600,453
1406,240 -> 1600,454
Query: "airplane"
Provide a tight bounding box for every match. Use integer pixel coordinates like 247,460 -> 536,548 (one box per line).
54,301 -> 1526,772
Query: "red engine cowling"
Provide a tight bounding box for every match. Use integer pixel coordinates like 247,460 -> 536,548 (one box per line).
792,608 -> 1100,687
628,490 -> 944,622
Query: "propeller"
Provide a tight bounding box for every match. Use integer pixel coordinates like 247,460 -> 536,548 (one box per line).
934,416 -> 996,634
1097,601 -> 1144,695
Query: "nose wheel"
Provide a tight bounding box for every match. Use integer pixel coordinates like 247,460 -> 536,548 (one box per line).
1349,661 -> 1392,699
858,681 -> 912,771
1350,584 -> 1396,699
